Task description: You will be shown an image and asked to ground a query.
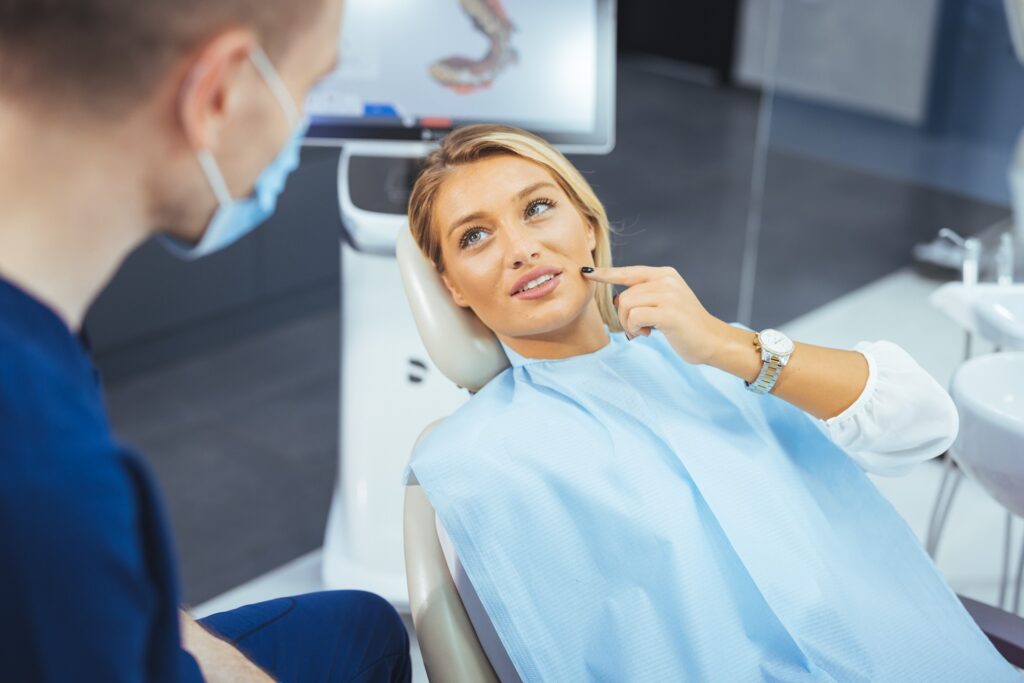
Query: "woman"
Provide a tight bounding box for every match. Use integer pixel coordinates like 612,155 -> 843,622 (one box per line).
405,124 -> 1017,681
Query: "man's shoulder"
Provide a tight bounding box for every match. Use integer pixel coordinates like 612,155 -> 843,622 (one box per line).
0,316 -> 108,432
0,439 -> 145,576
0,313 -> 153,532
0,315 -> 94,394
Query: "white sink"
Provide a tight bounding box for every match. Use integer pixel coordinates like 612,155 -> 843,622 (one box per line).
950,353 -> 1024,517
930,283 -> 1024,350
974,290 -> 1024,349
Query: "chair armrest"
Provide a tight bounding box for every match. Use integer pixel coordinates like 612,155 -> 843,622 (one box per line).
405,418 -> 500,683
960,595 -> 1024,667
404,483 -> 499,682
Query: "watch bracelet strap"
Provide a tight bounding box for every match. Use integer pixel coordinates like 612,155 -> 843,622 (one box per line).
746,353 -> 783,394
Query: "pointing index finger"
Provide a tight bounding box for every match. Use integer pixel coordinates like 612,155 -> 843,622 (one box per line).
581,265 -> 659,286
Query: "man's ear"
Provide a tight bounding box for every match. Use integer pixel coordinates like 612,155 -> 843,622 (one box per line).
177,29 -> 258,152
440,272 -> 470,308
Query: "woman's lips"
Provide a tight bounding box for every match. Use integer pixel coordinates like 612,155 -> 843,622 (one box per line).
512,272 -> 562,300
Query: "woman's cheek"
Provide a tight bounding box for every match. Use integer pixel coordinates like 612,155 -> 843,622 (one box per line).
461,257 -> 503,310
554,217 -> 589,255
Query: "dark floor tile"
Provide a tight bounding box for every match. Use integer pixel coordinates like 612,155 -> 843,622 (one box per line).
106,309 -> 339,444
137,422 -> 335,604
223,377 -> 339,463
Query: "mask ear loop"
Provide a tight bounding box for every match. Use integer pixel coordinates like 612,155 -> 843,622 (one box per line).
196,149 -> 235,206
194,44 -> 300,208
248,44 -> 300,126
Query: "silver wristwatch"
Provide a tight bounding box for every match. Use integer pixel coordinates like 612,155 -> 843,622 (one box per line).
745,328 -> 794,395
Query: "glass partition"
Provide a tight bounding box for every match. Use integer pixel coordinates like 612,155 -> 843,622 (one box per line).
737,0 -> 1024,609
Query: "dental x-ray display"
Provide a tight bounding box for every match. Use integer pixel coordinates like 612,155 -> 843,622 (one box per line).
305,0 -> 615,152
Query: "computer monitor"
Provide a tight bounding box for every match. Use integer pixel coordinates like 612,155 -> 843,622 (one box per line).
304,0 -> 616,154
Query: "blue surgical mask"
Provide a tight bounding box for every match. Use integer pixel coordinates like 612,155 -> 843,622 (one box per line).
164,45 -> 308,260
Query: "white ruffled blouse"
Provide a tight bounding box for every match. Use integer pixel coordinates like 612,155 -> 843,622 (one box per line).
819,340 -> 958,476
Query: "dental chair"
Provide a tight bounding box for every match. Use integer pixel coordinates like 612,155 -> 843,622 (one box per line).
394,227 -> 1024,681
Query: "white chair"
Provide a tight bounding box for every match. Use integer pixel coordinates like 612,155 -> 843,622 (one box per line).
395,226 -> 1024,679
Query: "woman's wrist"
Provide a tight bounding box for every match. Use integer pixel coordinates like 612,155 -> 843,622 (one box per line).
703,320 -> 762,384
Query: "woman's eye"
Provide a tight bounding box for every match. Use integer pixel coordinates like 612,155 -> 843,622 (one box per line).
459,227 -> 487,250
525,198 -> 556,219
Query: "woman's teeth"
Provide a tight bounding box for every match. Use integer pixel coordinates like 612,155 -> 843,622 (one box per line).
518,273 -> 556,294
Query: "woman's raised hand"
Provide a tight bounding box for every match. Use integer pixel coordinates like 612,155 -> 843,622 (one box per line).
582,265 -> 731,366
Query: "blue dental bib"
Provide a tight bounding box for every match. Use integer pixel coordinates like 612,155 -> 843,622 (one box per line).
408,329 -> 1018,682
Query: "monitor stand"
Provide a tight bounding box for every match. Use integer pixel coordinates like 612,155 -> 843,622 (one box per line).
322,142 -> 470,610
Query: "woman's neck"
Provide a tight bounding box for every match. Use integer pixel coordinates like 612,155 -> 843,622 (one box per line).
497,303 -> 611,360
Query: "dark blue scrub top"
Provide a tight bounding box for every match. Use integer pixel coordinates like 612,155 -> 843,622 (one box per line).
0,278 -> 204,682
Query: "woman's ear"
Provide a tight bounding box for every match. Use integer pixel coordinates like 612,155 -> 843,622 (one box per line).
440,272 -> 471,308
586,221 -> 597,253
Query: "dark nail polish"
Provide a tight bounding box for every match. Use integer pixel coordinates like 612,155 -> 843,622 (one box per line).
580,266 -> 594,274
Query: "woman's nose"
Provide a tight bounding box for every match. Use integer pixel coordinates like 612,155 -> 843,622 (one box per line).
503,224 -> 541,269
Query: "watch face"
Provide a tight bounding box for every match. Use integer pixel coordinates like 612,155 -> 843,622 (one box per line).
759,329 -> 794,356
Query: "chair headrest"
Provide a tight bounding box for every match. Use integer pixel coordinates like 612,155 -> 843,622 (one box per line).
396,225 -> 510,392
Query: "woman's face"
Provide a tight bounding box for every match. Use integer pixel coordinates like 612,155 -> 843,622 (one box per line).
433,154 -> 598,340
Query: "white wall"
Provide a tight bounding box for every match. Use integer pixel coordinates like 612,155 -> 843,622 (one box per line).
735,0 -> 942,124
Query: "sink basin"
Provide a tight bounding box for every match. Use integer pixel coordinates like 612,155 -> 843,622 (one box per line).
930,283 -> 1024,350
974,290 -> 1024,349
950,352 -> 1024,517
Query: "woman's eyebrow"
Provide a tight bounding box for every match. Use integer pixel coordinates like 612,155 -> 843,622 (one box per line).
445,182 -> 557,238
447,211 -> 487,238
515,181 -> 557,200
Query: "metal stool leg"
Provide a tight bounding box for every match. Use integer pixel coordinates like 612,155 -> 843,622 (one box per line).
924,330 -> 974,557
933,466 -> 963,556
1001,512 -> 1015,610
926,455 -> 962,557
1014,521 -> 1024,615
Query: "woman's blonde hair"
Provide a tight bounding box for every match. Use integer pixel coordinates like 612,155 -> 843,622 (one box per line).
407,123 -> 621,331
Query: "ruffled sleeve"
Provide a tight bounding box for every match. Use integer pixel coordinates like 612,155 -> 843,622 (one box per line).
820,340 -> 959,476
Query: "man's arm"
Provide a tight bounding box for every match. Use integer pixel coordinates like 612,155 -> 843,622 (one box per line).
179,611 -> 275,683
0,461 -> 205,682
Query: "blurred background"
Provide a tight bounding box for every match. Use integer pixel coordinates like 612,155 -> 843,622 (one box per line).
83,2 -> 1024,660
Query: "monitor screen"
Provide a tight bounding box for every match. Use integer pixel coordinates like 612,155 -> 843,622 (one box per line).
304,0 -> 616,153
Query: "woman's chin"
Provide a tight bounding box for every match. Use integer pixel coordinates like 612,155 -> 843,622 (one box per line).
488,303 -> 591,340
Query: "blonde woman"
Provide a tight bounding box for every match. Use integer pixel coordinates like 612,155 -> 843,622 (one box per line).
405,124 -> 1017,681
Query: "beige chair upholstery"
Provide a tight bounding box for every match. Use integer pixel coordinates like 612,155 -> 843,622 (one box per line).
398,226 -> 508,681
395,225 -> 508,393
404,421 -> 500,683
